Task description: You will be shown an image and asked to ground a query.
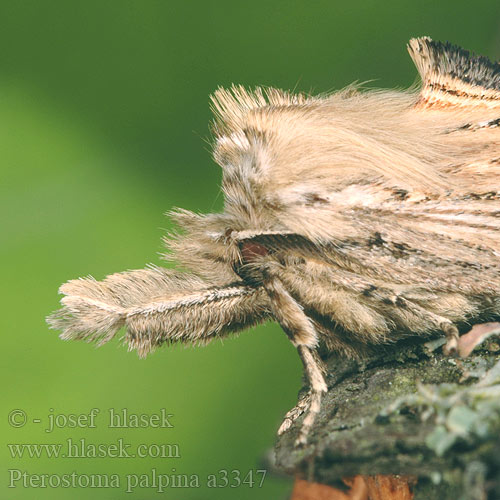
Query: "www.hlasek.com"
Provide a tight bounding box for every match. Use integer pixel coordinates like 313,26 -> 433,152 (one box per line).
8,469 -> 267,492
8,438 -> 180,459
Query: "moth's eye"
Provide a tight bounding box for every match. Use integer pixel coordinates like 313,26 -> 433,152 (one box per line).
240,241 -> 268,264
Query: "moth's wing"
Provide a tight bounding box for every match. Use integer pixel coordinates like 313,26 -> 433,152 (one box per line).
408,36 -> 500,109
405,37 -> 500,239
210,41 -> 499,247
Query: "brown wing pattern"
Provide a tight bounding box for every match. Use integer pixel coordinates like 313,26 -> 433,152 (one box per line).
408,36 -> 500,109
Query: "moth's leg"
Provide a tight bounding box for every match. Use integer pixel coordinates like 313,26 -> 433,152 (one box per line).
277,391 -> 310,435
388,295 -> 460,356
230,230 -> 330,444
264,274 -> 328,445
295,346 -> 328,444
441,322 -> 460,356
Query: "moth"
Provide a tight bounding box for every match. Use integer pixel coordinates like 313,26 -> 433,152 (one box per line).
48,37 -> 500,445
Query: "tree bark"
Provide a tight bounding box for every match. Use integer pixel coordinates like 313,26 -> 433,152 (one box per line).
275,337 -> 500,500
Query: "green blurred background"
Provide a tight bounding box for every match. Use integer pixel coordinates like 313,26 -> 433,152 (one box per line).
1,1 -> 499,498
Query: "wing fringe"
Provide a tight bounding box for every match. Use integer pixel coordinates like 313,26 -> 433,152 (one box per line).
408,36 -> 500,109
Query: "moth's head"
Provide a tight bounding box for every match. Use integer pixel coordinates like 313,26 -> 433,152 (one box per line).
162,209 -> 247,284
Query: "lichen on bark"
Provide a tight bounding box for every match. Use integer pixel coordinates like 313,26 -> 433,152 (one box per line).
275,337 -> 500,499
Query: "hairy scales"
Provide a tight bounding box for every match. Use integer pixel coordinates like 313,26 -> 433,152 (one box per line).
48,37 -> 500,445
